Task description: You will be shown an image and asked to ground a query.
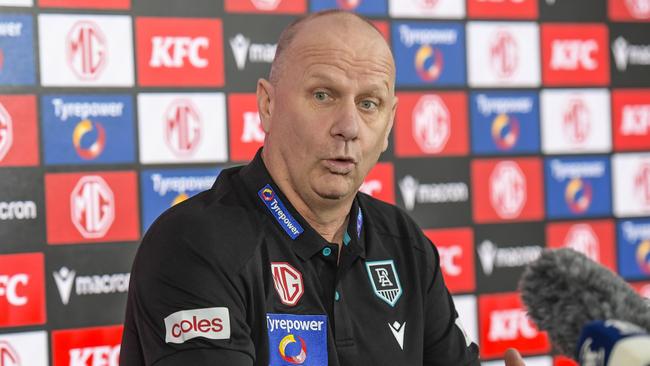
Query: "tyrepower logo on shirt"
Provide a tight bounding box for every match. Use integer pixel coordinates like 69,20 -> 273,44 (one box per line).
228,93 -> 265,162
613,153 -> 650,218
424,228 -> 475,294
0,14 -> 36,86
52,325 -> 122,366
164,307 -> 230,344
0,95 -> 38,167
467,0 -> 538,19
541,24 -> 609,86
136,17 -> 224,87
389,0 -> 465,19
609,0 -> 650,21
472,158 -> 544,223
359,162 -> 395,204
467,22 -> 541,88
394,92 -> 468,157
617,219 -> 650,280
546,220 -> 616,271
0,331 -> 48,366
612,89 -> 650,151
45,171 -> 140,245
0,253 -> 45,328
38,14 -> 134,87
224,0 -> 306,13
479,292 -> 550,359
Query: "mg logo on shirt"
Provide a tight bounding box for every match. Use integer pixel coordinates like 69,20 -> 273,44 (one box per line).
0,253 -> 45,328
70,176 -> 114,239
613,153 -> 650,218
66,21 -> 106,80
365,260 -> 402,307
271,263 -> 304,306
546,220 -> 616,271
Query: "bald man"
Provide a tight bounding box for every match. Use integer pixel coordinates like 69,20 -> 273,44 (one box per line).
120,10 -> 525,366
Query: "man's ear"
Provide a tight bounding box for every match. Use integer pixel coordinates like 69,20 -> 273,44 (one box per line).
257,78 -> 274,133
382,96 -> 398,152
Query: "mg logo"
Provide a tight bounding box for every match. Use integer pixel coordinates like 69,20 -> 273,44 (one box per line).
563,98 -> 590,144
635,162 -> 650,206
251,0 -> 281,10
489,161 -> 526,219
490,30 -> 518,78
70,176 -> 115,239
0,103 -> 13,161
241,111 -> 265,143
66,21 -> 107,80
271,262 -> 304,306
337,0 -> 361,9
412,95 -> 450,153
626,0 -> 650,19
165,100 -> 202,157
564,224 -> 600,263
0,342 -> 19,366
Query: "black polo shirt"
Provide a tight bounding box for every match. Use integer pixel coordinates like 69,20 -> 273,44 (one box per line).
120,150 -> 480,366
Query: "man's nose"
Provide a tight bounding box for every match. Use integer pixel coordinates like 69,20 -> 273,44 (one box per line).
330,98 -> 360,141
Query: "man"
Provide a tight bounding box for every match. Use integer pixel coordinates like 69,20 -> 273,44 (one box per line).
121,10 -> 526,366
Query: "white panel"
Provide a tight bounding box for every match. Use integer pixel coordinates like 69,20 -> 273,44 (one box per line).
613,153 -> 650,218
0,331 -> 48,366
389,0 -> 465,19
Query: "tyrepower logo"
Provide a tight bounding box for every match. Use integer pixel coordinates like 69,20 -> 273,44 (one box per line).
45,171 -> 139,245
479,293 -> 550,359
0,14 -> 36,86
424,228 -> 475,294
359,162 -> 395,204
613,153 -> 650,218
0,253 -> 45,328
546,220 -> 616,271
467,0 -> 538,19
224,0 -> 306,13
164,307 -> 230,344
311,0 -> 387,15
38,14 -> 133,87
228,93 -> 264,162
394,92 -> 468,157
0,331 -> 48,366
39,0 -> 130,9
52,325 -> 122,366
472,158 -> 544,223
389,0 -> 465,19
136,18 -> 223,87
541,24 -> 609,86
612,89 -> 650,151
617,219 -> 650,280
0,95 -> 38,167
609,0 -> 650,21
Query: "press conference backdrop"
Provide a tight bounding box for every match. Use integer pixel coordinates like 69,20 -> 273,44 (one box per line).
0,0 -> 649,365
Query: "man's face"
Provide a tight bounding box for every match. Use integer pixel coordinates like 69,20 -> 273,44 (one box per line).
260,15 -> 397,205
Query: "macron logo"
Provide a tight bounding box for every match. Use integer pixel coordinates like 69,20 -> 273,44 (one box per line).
388,321 -> 406,350
53,267 -> 76,305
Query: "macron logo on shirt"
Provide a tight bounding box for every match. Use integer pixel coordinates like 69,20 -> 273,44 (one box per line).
258,184 -> 304,240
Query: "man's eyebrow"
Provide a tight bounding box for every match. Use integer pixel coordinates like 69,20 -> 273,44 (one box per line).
305,72 -> 391,94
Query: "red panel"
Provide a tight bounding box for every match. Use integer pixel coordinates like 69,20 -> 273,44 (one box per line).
0,95 -> 39,167
0,253 -> 46,328
424,228 -> 475,294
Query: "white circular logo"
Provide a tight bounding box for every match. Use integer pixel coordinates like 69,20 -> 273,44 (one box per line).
564,224 -> 600,263
71,175 -> 115,239
412,95 -> 450,153
490,30 -> 518,78
165,99 -> 202,157
66,21 -> 107,80
563,98 -> 590,144
489,161 -> 526,219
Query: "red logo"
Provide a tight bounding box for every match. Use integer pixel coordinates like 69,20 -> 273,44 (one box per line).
271,262 -> 304,306
609,0 -> 650,21
72,120 -> 106,160
563,98 -> 591,144
0,96 -> 38,167
542,24 -> 609,86
39,0 -> 130,9
359,162 -> 395,204
224,0 -> 306,13
416,0 -> 439,8
490,30 -> 518,78
479,292 -> 550,359
66,21 -> 107,80
467,0 -> 538,19
52,325 -> 123,366
472,158 -> 544,223
45,171 -> 140,245
170,316 -> 223,338
136,18 -> 224,87
0,253 -> 46,328
546,220 -> 616,271
228,93 -> 265,162
424,228 -> 475,294
0,103 -> 12,161
635,162 -> 650,206
337,0 -> 361,9
613,89 -> 650,151
395,92 -> 468,157
0,341 -> 19,366
165,99 -> 202,157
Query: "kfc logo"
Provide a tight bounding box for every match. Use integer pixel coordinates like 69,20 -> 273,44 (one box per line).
164,307 -> 230,344
271,262 -> 304,306
562,98 -> 590,144
165,99 -> 202,157
621,104 -> 650,136
635,163 -> 650,205
489,161 -> 526,219
70,176 -> 114,239
613,90 -> 650,151
228,93 -> 264,161
0,253 -> 45,328
425,228 -> 475,293
550,39 -> 598,71
359,162 -> 395,204
68,346 -> 120,366
488,309 -> 539,341
241,112 -> 264,143
149,36 -> 209,68
52,325 -> 123,366
0,274 -> 28,307
0,102 -> 12,161
66,21 -> 106,80
412,95 -> 450,153
490,30 -> 518,78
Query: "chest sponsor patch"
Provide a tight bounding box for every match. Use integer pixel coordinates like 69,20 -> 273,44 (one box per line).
267,313 -> 327,366
259,184 -> 303,239
164,307 -> 230,344
271,262 -> 304,306
365,260 -> 402,307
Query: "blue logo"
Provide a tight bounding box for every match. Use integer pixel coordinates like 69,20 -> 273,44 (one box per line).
356,207 -> 363,239
392,22 -> 465,87
366,260 -> 402,307
40,95 -> 135,165
470,92 -> 540,155
310,0 -> 387,15
617,219 -> 650,281
267,313 -> 327,366
0,14 -> 35,85
545,156 -> 611,219
258,184 -> 304,240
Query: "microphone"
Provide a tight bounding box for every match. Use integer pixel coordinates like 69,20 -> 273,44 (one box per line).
519,248 -> 650,357
577,319 -> 650,365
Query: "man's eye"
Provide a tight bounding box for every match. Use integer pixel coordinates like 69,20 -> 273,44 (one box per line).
359,100 -> 378,110
314,91 -> 329,101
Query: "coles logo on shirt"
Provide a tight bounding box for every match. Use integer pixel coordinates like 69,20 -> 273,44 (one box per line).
136,17 -> 224,87
0,95 -> 38,166
609,0 -> 650,21
359,162 -> 395,204
51,325 -> 122,366
472,158 -> 544,223
546,220 -> 616,271
612,89 -> 650,151
267,313 -> 327,365
39,0 -> 130,8
541,24 -> 610,86
424,228 -> 475,294
45,171 -> 140,245
479,292 -> 550,359
0,252 -> 45,328
467,0 -> 538,19
394,92 -> 468,157
164,307 -> 230,344
389,0 -> 465,19
224,0 -> 306,13
617,219 -> 650,280
612,153 -> 650,218
228,93 -> 265,162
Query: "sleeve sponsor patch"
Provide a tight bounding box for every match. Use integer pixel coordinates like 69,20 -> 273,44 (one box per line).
267,313 -> 327,365
164,307 -> 230,344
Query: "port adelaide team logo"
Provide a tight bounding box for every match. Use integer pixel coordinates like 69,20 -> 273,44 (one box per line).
365,260 -> 402,307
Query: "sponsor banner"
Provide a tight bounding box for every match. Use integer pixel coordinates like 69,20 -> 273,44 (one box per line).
310,0 -> 387,14
485,356 -> 553,366
0,95 -> 39,167
617,218 -> 650,280
228,93 -> 265,161
470,91 -> 540,155
0,169 -> 44,252
45,171 -> 140,245
224,0 -> 306,14
478,292 -> 550,359
609,0 -> 650,21
38,0 -> 130,8
452,295 -> 478,347
51,325 -> 123,366
47,244 -> 137,328
631,281 -> 650,298
388,0 -> 465,19
0,331 -> 48,366
471,158 -> 544,223
164,307 -> 230,344
138,93 -> 227,164
610,24 -> 650,87
392,22 -> 466,87
467,22 -> 541,88
475,223 -> 544,293
544,156 -> 612,219
540,89 -> 611,154
467,0 -> 538,19
40,94 -> 135,165
612,153 -> 650,218
38,14 -> 134,87
612,89 -> 650,151
546,219 -> 616,271
0,252 -> 45,328
0,0 -> 32,5
395,158 -> 471,228
425,228 -> 475,294
394,92 -> 468,157
541,23 -> 610,86
359,162 -> 395,204
140,168 -> 219,232
136,17 -> 224,87
267,313 -> 327,365
0,14 -> 35,85
540,0 -> 606,20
